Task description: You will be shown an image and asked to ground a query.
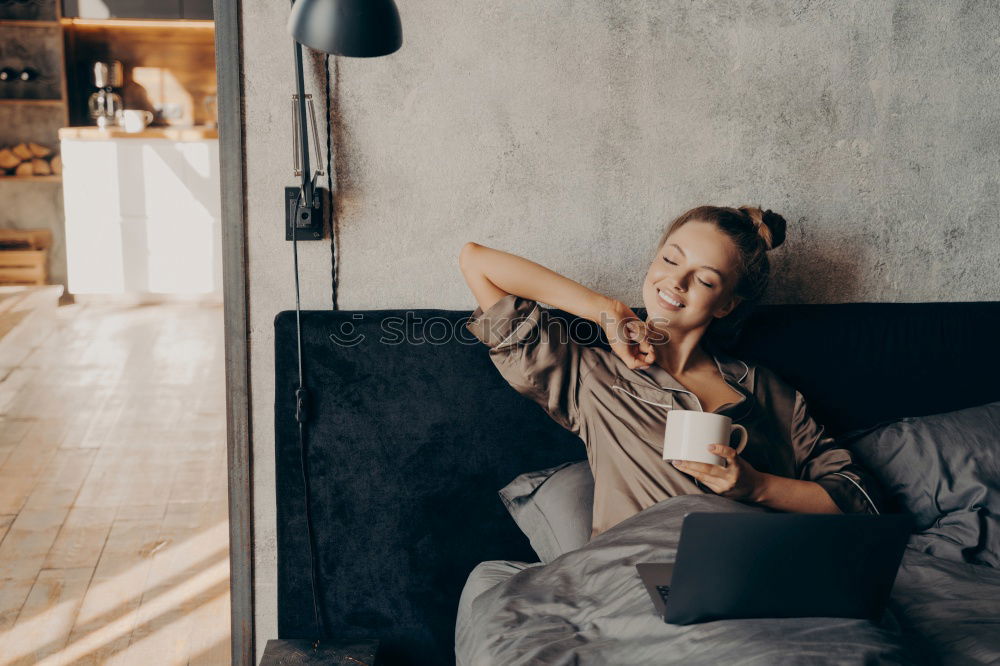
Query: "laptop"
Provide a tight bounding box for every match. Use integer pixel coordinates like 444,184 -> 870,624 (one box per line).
636,512 -> 912,625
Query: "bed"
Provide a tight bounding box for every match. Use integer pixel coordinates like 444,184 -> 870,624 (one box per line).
274,301 -> 1000,665
455,493 -> 1000,665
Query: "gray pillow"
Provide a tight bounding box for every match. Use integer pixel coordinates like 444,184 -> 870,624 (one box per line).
498,460 -> 595,563
847,400 -> 1000,567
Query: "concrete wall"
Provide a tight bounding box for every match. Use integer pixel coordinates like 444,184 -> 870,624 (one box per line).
240,0 -> 1000,659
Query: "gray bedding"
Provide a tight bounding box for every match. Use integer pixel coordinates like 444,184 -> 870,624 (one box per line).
456,495 -> 1000,666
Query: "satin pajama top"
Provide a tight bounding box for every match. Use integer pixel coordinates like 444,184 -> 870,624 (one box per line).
466,293 -> 884,539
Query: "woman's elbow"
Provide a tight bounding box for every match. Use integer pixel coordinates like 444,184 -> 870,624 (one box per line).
459,241 -> 482,273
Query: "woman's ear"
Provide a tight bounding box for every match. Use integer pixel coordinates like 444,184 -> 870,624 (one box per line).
715,294 -> 741,319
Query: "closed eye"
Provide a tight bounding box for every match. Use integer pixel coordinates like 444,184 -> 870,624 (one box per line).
662,257 -> 714,288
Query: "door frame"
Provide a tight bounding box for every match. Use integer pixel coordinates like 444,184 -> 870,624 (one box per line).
213,0 -> 255,663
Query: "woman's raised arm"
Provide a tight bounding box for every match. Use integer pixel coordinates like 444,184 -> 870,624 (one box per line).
458,242 -> 653,369
459,242 -> 614,320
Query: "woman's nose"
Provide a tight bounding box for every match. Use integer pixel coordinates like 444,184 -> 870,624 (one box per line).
657,268 -> 686,292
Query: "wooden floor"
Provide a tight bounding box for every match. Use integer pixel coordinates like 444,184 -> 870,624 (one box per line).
0,300 -> 230,665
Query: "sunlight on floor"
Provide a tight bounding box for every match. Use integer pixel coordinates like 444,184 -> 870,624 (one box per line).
0,301 -> 230,665
1,522 -> 229,665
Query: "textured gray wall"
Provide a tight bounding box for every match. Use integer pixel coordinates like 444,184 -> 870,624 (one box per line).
241,0 -> 1000,658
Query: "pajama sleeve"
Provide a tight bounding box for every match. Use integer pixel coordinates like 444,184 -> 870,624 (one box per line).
465,293 -> 595,435
791,388 -> 885,515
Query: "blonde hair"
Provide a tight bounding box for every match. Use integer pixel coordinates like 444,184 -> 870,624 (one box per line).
653,204 -> 788,345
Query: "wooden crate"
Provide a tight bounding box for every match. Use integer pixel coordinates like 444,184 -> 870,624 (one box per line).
0,229 -> 51,285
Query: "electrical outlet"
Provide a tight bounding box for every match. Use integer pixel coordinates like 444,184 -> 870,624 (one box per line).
285,187 -> 327,241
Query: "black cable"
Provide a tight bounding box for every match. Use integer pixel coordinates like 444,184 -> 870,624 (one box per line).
298,420 -> 323,641
292,210 -> 325,646
293,225 -> 304,384
290,0 -> 325,644
325,53 -> 338,311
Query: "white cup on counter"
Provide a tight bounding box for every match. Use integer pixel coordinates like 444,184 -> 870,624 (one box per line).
116,109 -> 154,133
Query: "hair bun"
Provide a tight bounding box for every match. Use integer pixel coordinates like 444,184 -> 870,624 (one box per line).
738,205 -> 787,251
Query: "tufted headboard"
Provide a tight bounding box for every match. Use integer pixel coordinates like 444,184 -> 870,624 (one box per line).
274,301 -> 1000,665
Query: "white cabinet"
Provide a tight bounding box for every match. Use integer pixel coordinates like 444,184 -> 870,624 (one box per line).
61,136 -> 223,297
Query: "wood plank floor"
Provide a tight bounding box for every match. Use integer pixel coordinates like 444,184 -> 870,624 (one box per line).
0,301 -> 230,665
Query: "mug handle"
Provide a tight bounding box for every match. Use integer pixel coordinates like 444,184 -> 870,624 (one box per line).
142,111 -> 154,124
730,424 -> 748,455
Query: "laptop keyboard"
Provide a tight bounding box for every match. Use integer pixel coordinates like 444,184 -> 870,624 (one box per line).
656,585 -> 671,605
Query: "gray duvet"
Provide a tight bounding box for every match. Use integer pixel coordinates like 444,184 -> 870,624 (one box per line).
456,495 -> 1000,666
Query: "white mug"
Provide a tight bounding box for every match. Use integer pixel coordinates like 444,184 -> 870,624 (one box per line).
116,109 -> 154,132
662,410 -> 748,466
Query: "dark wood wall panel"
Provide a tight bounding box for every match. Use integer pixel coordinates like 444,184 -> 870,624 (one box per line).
62,0 -> 211,19
0,103 -> 64,147
63,0 -> 182,19
0,25 -> 64,100
0,0 -> 57,21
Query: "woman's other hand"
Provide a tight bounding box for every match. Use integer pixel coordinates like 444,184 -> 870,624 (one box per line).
601,302 -> 660,370
671,444 -> 767,502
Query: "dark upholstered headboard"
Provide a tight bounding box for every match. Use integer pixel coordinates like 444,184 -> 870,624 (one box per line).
275,302 -> 1000,665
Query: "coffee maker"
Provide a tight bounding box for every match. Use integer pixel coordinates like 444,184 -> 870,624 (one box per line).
87,61 -> 123,129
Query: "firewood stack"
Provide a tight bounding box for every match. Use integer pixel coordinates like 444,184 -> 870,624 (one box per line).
0,229 -> 52,285
0,142 -> 62,177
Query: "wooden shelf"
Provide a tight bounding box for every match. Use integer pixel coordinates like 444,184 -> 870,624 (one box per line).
0,175 -> 61,182
59,125 -> 217,141
0,20 -> 61,27
0,99 -> 65,106
61,18 -> 213,29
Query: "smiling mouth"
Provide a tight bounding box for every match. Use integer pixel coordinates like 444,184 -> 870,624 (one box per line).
657,289 -> 685,309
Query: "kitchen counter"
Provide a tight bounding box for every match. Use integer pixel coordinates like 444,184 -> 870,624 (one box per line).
57,125 -> 218,141
60,129 -> 222,297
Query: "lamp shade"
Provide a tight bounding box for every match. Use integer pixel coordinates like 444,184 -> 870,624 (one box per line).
287,0 -> 402,57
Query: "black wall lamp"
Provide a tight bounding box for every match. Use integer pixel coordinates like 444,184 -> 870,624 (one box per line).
285,0 -> 403,241
283,0 -> 402,651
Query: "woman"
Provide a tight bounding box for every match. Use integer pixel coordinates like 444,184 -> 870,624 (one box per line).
459,204 -> 884,539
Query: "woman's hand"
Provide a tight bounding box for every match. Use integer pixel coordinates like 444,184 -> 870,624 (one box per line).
601,302 -> 658,370
671,444 -> 767,502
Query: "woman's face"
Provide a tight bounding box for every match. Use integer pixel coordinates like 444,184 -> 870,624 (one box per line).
642,220 -> 742,335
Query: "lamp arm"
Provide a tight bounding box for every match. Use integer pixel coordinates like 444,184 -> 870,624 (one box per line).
293,36 -> 314,208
